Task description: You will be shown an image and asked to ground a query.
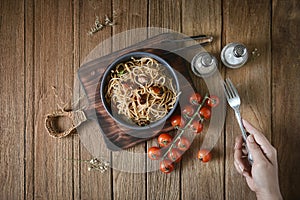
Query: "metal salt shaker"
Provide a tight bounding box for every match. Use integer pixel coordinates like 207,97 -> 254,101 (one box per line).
221,43 -> 248,68
191,52 -> 218,77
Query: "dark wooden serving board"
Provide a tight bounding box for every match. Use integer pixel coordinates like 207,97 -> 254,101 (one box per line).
78,33 -> 204,151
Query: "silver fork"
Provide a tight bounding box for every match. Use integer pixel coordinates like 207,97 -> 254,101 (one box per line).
223,78 -> 253,165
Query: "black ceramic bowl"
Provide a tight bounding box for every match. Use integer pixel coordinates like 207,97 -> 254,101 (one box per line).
100,51 -> 180,130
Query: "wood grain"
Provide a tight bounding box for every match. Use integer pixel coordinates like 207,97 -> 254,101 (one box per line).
223,1 -> 271,200
25,0 -> 35,199
181,0 -> 224,200
33,0 -> 74,199
72,0 -> 81,199
111,0 -> 147,199
148,0 -> 182,32
0,0 -> 25,199
77,0 -> 112,199
147,1 -> 182,200
1,0 -> 300,199
272,0 -> 300,199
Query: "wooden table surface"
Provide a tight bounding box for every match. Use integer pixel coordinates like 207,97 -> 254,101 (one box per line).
1,0 -> 300,199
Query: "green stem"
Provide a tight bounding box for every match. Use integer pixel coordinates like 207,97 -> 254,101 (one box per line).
162,93 -> 209,159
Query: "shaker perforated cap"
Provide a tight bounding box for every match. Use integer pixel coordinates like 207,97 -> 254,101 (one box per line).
201,53 -> 214,67
191,52 -> 217,77
233,44 -> 247,57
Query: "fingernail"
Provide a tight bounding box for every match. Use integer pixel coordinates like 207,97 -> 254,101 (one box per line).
247,134 -> 254,143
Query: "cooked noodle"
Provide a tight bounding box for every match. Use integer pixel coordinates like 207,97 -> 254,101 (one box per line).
105,56 -> 179,126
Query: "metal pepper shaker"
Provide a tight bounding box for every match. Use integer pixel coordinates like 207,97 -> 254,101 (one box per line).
221,42 -> 248,68
191,52 -> 218,77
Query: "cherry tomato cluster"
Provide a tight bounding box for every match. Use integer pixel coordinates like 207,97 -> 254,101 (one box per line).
148,93 -> 219,174
148,133 -> 191,173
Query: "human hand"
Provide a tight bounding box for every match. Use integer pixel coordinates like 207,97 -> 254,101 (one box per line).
234,119 -> 282,200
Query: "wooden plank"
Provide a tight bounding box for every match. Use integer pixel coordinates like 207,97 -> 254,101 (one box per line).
24,0 -> 34,199
272,1 -> 300,199
4,1 -> 299,200
223,1 -> 271,200
181,0 -> 224,200
33,0 -> 74,199
72,0 -> 81,199
111,0 -> 147,199
148,0 -> 182,33
77,0 -> 112,199
147,1 -> 182,200
0,0 -> 25,199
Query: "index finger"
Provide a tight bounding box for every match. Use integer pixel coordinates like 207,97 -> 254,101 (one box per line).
242,119 -> 276,162
234,136 -> 251,173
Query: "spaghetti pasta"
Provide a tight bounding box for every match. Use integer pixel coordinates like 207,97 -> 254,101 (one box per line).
105,56 -> 179,126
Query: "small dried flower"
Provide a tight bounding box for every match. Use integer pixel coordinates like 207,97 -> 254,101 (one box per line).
88,15 -> 115,35
88,158 -> 110,173
104,15 -> 114,26
250,48 -> 261,62
67,157 -> 110,173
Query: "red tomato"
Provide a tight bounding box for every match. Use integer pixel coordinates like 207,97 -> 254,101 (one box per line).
168,148 -> 182,163
160,159 -> 175,174
207,95 -> 220,108
182,105 -> 195,117
199,107 -> 211,120
176,137 -> 191,152
147,147 -> 161,160
158,133 -> 173,147
170,115 -> 185,127
189,93 -> 202,105
192,121 -> 203,134
197,149 -> 212,162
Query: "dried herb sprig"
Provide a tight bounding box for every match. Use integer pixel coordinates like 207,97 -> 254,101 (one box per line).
66,158 -> 110,173
88,15 -> 115,35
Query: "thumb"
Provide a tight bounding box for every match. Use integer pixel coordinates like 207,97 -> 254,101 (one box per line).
246,134 -> 267,163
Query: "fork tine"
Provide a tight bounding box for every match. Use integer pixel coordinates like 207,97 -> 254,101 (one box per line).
227,78 -> 239,97
224,78 -> 233,98
223,81 -> 230,99
225,78 -> 234,98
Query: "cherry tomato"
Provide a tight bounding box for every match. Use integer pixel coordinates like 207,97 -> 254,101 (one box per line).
168,148 -> 182,163
189,93 -> 202,105
197,149 -> 212,163
182,105 -> 195,117
170,115 -> 185,127
199,107 -> 211,120
207,95 -> 220,108
176,137 -> 191,152
192,121 -> 203,134
158,133 -> 173,147
160,159 -> 175,174
148,146 -> 161,160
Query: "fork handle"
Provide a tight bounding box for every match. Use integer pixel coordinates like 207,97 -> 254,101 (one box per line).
234,110 -> 254,165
